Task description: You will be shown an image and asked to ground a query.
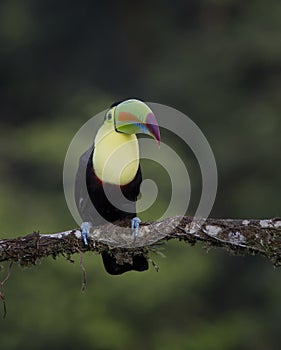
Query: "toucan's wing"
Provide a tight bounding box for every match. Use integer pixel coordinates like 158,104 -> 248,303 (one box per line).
75,145 -> 95,223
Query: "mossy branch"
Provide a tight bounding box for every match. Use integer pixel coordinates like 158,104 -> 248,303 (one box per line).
1,216 -> 281,267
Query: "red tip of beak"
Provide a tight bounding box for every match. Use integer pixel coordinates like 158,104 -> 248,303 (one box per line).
146,113 -> 161,146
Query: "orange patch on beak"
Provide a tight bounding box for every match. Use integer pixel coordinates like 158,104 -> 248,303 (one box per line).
118,112 -> 141,123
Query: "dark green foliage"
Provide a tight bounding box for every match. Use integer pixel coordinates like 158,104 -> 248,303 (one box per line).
0,0 -> 281,349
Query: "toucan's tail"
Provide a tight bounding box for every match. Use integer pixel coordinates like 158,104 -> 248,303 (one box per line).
101,251 -> 148,275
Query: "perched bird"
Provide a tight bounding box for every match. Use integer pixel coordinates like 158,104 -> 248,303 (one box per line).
75,99 -> 160,275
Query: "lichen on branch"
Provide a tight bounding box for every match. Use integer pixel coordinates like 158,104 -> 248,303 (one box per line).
0,216 -> 281,268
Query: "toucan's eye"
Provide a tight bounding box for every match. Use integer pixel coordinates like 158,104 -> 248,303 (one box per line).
107,112 -> 112,121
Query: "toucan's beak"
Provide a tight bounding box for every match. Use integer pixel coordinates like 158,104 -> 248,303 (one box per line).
114,99 -> 161,145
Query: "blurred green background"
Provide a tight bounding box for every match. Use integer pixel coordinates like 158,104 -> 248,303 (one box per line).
1,1 -> 281,349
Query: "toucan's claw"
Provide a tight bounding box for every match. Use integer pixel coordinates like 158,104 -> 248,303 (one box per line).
81,221 -> 92,246
131,217 -> 141,242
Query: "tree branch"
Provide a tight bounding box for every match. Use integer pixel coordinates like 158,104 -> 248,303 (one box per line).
0,216 -> 281,267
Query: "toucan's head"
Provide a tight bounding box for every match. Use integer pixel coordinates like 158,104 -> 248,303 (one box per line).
104,99 -> 160,145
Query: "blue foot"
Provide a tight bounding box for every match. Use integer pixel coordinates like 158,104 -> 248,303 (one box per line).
131,217 -> 141,241
81,222 -> 92,246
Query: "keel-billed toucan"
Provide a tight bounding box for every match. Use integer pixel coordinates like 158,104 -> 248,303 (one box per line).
75,99 -> 160,275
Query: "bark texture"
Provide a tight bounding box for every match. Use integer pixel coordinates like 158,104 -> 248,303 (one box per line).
0,216 -> 281,267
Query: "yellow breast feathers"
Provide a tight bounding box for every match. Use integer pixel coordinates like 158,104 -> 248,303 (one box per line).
93,124 -> 139,185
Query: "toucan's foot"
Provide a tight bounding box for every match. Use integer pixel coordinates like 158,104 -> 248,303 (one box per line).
131,217 -> 141,241
81,222 -> 92,246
